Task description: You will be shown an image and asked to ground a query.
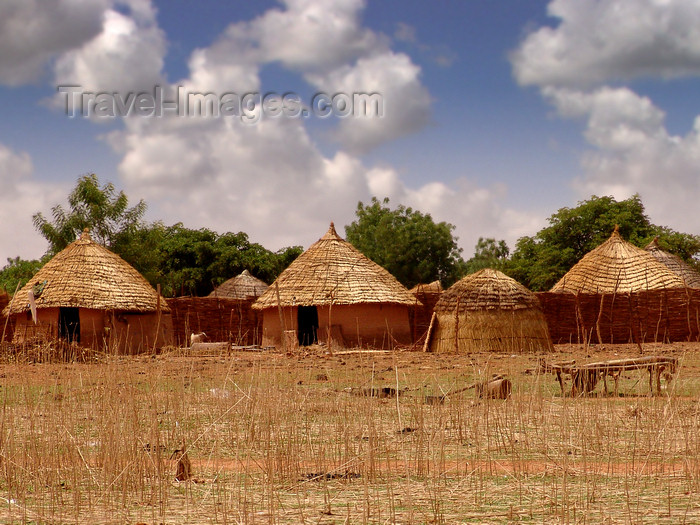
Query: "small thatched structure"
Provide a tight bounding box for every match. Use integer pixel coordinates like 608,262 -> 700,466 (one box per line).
428,268 -> 553,353
409,281 -> 443,342
645,237 -> 700,289
252,223 -> 418,349
4,229 -> 172,352
209,270 -> 269,299
551,226 -> 685,294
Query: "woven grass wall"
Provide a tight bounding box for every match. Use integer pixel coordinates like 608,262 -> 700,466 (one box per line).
537,289 -> 700,344
409,286 -> 442,344
430,309 -> 554,354
167,297 -> 261,347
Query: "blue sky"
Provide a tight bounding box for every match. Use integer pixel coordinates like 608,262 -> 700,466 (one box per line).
1,0 -> 700,264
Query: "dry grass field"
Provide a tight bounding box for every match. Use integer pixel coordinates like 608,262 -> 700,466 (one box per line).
0,342 -> 698,524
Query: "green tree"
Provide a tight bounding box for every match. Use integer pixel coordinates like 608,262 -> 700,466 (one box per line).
464,237 -> 509,274
33,173 -> 147,254
506,194 -> 700,290
0,257 -> 46,294
345,197 -> 464,288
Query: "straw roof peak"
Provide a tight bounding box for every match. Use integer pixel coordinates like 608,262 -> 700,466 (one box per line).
253,223 -> 417,309
321,222 -> 341,241
551,228 -> 685,294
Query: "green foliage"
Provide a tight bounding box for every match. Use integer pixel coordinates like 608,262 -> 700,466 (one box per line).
345,197 -> 464,288
0,257 -> 46,294
505,194 -> 700,290
33,173 -> 147,254
117,223 -> 302,297
464,237 -> 509,274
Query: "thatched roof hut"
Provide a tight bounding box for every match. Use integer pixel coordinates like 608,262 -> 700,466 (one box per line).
208,270 -> 268,299
645,237 -> 700,289
428,268 -> 553,353
4,229 -> 172,352
253,223 -> 418,348
409,281 -> 443,342
551,226 -> 685,294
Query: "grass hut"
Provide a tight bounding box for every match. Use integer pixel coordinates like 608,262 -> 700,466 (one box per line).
551,226 -> 685,294
208,270 -> 269,299
645,237 -> 700,289
3,229 -> 172,353
428,268 -> 553,353
252,223 -> 418,349
539,227 -> 693,344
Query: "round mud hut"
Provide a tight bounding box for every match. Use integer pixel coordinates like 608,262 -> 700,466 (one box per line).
550,226 -> 685,294
208,270 -> 269,299
428,268 -> 553,353
3,229 -> 172,353
252,223 -> 419,349
645,237 -> 700,289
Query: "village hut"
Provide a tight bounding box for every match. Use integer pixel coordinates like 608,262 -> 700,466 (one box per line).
539,227 -> 695,344
208,270 -> 269,299
252,223 -> 419,349
551,226 -> 685,294
645,237 -> 700,289
409,281 -> 443,342
428,268 -> 553,353
3,229 -> 172,352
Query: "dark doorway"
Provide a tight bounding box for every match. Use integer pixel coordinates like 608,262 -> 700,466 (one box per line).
59,307 -> 80,343
297,306 -> 318,346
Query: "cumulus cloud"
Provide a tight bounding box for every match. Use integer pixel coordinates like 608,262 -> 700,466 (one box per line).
0,144 -> 65,262
512,0 -> 700,88
0,0 -> 108,86
307,52 -> 432,153
98,0 -> 532,256
53,0 -> 166,95
512,0 -> 700,236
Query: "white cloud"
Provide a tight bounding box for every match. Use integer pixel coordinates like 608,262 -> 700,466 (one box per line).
512,0 -> 700,88
0,144 -> 65,262
0,0 -> 108,86
99,0 -> 530,257
52,0 -> 166,95
512,0 -> 700,237
307,52 -> 432,153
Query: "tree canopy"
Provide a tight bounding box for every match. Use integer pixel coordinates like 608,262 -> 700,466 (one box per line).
345,197 -> 464,288
17,175 -> 303,297
33,173 -> 147,254
505,195 -> 700,291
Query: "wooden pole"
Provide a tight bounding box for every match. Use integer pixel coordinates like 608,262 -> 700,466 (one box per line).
275,282 -> 286,351
2,282 -> 21,344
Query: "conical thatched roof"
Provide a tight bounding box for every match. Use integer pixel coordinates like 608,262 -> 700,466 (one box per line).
435,269 -> 540,313
208,270 -> 268,299
4,229 -> 169,315
645,237 -> 700,289
410,281 -> 443,295
252,223 -> 418,309
550,227 -> 685,294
